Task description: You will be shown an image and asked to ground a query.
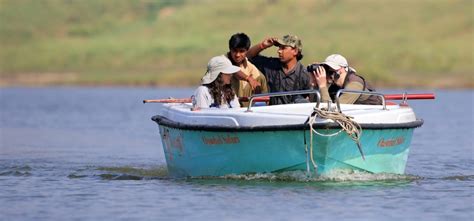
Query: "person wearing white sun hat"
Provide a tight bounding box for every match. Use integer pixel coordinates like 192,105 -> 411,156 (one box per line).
310,54 -> 382,105
192,55 -> 242,110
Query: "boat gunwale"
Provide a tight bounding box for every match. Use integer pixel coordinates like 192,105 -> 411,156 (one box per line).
152,115 -> 424,132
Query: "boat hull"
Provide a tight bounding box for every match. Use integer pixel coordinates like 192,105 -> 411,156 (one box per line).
158,123 -> 415,177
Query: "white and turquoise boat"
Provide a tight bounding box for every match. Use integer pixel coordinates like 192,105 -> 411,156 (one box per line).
151,90 -> 424,178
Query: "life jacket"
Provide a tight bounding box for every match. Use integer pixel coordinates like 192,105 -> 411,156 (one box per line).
328,71 -> 382,105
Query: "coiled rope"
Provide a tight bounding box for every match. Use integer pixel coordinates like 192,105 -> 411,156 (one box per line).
305,107 -> 365,174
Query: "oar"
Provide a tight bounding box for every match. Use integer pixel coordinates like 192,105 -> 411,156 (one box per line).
143,93 -> 435,104
384,93 -> 435,100
241,93 -> 436,102
143,97 -> 270,104
143,98 -> 192,103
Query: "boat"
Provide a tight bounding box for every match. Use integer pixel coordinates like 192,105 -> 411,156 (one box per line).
148,89 -> 432,178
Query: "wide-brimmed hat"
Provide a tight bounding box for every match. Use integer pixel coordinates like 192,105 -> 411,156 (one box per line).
322,54 -> 348,70
201,55 -> 240,84
274,34 -> 302,52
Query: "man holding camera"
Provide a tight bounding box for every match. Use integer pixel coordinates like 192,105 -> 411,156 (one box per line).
246,34 -> 311,105
310,54 -> 382,105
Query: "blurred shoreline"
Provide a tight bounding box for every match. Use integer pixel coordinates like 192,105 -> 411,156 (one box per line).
0,72 -> 471,89
1,0 -> 472,89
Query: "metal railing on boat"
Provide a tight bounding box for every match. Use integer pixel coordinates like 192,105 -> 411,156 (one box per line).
246,89 -> 321,112
335,89 -> 387,111
246,89 -> 388,113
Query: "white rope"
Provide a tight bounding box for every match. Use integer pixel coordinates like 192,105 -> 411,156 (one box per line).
306,107 -> 366,175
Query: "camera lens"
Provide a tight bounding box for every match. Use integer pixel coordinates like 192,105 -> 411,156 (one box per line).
306,64 -> 320,73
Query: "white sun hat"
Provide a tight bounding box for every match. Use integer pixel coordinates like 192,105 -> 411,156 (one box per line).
201,55 -> 240,84
322,54 -> 348,70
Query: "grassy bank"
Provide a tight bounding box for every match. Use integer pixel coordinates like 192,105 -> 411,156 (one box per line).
0,0 -> 472,88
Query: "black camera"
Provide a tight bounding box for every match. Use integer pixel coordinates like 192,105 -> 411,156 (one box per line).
307,63 -> 338,79
306,63 -> 322,73
307,63 -> 334,73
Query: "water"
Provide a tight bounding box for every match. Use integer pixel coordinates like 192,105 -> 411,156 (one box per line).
0,87 -> 472,221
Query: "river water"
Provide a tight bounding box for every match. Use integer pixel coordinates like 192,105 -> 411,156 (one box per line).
0,87 -> 472,221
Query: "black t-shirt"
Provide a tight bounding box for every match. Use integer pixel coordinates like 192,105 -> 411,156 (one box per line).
250,55 -> 310,105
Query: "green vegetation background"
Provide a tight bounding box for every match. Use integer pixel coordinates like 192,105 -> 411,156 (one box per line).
0,0 -> 472,88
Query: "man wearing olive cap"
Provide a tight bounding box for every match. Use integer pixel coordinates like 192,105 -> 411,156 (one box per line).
246,34 -> 311,105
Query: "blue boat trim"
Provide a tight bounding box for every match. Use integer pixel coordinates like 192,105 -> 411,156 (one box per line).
152,115 -> 423,131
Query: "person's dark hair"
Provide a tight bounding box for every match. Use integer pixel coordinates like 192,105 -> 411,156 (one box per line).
205,73 -> 236,106
223,84 -> 236,104
296,50 -> 303,61
229,33 -> 251,50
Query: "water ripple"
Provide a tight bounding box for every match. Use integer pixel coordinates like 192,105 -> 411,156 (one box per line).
440,175 -> 474,181
67,166 -> 169,180
203,169 -> 422,183
0,165 -> 33,177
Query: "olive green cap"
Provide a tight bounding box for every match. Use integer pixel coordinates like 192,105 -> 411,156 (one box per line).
274,34 -> 302,52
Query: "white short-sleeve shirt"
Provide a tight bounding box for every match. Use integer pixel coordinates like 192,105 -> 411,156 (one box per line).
193,86 -> 240,109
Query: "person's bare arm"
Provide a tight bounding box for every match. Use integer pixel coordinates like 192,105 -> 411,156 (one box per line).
246,37 -> 277,59
234,71 -> 260,90
311,66 -> 331,102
